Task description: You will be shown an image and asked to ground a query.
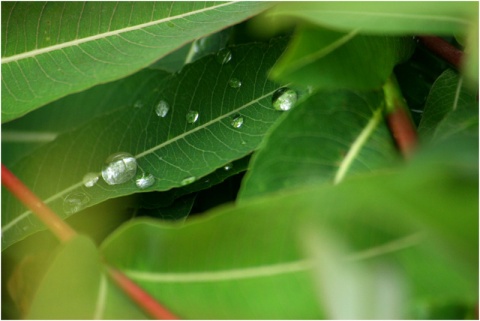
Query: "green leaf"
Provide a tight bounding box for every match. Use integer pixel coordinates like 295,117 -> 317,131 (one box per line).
27,235 -> 148,319
1,38 -> 289,250
267,2 -> 477,35
270,25 -> 414,90
101,140 -> 478,319
239,89 -> 398,200
418,69 -> 477,142
1,1 -> 271,123
2,68 -> 170,168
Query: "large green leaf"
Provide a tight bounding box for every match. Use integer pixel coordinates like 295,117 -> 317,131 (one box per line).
1,1 -> 271,123
27,235 -> 148,319
1,38 -> 290,250
267,2 -> 477,35
2,68 -> 170,168
238,89 -> 398,200
270,25 -> 414,90
418,69 -> 477,142
101,140 -> 478,319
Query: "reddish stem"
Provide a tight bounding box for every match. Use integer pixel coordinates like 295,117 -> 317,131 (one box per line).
386,108 -> 418,158
1,164 -> 77,243
106,265 -> 179,320
417,36 -> 463,69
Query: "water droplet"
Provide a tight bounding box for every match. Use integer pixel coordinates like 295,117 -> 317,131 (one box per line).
224,163 -> 233,171
228,78 -> 242,89
216,48 -> 232,64
272,87 -> 298,111
101,152 -> 137,185
133,100 -> 144,109
136,172 -> 155,189
155,100 -> 170,117
63,192 -> 90,215
181,176 -> 196,186
186,111 -> 199,124
83,172 -> 99,188
231,114 -> 244,128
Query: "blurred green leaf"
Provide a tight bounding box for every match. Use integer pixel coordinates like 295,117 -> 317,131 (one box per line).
418,69 -> 477,142
239,89 -> 398,200
1,38 -> 290,250
27,235 -> 148,319
270,25 -> 414,90
101,138 -> 478,319
1,1 -> 271,122
267,2 -> 477,35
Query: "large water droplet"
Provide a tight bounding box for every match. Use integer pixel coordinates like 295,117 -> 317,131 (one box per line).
63,192 -> 90,215
133,100 -> 144,109
101,152 -> 137,185
228,78 -> 242,89
216,48 -> 232,64
136,172 -> 155,189
155,100 -> 170,117
272,87 -> 298,111
231,114 -> 244,128
224,163 -> 233,171
83,172 -> 99,188
181,176 -> 196,186
186,111 -> 199,124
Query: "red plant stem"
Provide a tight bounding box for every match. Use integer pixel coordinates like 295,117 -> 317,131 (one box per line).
106,265 -> 179,320
1,164 -> 77,243
417,36 -> 463,69
386,108 -> 418,158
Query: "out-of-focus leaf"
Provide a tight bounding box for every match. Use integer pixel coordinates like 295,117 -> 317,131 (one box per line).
270,25 -> 414,90
1,69 -> 170,168
238,89 -> 398,200
1,1 -> 271,122
463,14 -> 479,87
150,27 -> 233,73
1,38 -> 290,250
27,235 -> 148,319
418,69 -> 477,142
101,138 -> 478,319
267,2 -> 477,35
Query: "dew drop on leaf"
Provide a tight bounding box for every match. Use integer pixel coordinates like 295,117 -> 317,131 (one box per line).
228,78 -> 242,89
135,172 -> 155,189
63,192 -> 90,215
186,111 -> 199,124
231,114 -> 244,128
272,87 -> 298,111
155,100 -> 170,117
216,48 -> 232,64
133,100 -> 144,109
224,163 -> 233,171
82,172 -> 99,188
101,152 -> 137,185
181,176 -> 196,186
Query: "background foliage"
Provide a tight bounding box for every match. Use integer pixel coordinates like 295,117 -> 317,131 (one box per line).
2,1 -> 478,319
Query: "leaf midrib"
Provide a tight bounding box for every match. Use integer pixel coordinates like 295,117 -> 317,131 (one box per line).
1,2 -> 233,63
2,89 -> 278,234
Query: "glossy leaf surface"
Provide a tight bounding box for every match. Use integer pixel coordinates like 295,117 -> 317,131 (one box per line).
239,89 -> 398,200
270,25 -> 414,90
1,38 -> 289,250
101,140 -> 478,319
1,1 -> 270,122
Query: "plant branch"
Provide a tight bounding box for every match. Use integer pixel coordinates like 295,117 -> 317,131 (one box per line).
105,265 -> 179,320
1,164 -> 77,243
382,76 -> 418,158
417,36 -> 463,69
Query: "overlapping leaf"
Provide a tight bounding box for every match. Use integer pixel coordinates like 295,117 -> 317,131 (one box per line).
1,38 -> 290,250
99,140 -> 478,319
1,1 -> 271,122
270,25 -> 414,90
267,2 -> 477,35
239,89 -> 398,200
